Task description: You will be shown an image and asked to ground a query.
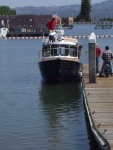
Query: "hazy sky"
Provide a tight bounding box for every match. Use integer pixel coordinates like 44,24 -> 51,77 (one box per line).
0,0 -> 107,8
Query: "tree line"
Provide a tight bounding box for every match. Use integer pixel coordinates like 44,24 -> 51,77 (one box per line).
0,2 -> 91,21
0,2 -> 92,22
0,6 -> 16,15
1,3 -> 113,22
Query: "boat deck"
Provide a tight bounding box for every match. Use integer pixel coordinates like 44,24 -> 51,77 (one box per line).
44,36 -> 78,44
83,64 -> 113,149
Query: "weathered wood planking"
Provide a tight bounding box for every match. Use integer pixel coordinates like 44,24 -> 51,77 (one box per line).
83,64 -> 113,150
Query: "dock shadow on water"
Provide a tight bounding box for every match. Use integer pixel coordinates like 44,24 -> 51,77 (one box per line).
39,81 -> 97,150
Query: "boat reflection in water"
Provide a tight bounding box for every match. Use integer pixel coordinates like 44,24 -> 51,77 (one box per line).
38,81 -> 92,149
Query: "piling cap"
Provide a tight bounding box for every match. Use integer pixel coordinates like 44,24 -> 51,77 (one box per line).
89,32 -> 96,43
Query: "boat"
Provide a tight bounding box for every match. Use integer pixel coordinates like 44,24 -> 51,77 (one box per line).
38,27 -> 82,83
0,20 -> 8,38
95,22 -> 113,29
0,27 -> 8,38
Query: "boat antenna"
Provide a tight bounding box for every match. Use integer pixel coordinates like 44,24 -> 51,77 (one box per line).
42,32 -> 45,43
59,18 -> 62,27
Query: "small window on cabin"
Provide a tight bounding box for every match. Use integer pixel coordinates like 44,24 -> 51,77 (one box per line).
60,47 -> 65,56
42,46 -> 50,57
70,46 -> 77,57
65,46 -> 70,56
57,45 -> 69,56
51,45 -> 59,56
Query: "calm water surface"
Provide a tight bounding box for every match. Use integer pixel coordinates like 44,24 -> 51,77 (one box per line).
0,25 -> 113,150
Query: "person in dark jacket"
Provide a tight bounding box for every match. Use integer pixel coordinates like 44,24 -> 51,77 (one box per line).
78,45 -> 83,58
99,46 -> 113,76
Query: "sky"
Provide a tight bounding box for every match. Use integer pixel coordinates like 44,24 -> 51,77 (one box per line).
0,0 -> 107,8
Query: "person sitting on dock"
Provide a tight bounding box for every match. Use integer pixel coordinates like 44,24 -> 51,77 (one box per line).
99,46 -> 113,77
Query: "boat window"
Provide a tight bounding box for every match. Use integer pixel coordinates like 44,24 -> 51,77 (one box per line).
65,46 -> 70,56
43,45 -> 78,57
51,45 -> 59,56
50,45 -> 78,56
59,45 -> 77,57
42,46 -> 51,57
70,46 -> 78,57
51,45 -> 70,56
58,45 -> 70,56
60,46 -> 66,56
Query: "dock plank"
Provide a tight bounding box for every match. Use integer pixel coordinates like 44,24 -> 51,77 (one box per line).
83,64 -> 113,150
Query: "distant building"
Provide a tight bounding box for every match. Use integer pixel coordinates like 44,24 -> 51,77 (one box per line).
62,17 -> 74,27
0,15 -> 73,31
0,14 -> 60,31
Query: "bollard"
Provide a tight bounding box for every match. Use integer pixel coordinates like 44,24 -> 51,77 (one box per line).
89,32 -> 96,83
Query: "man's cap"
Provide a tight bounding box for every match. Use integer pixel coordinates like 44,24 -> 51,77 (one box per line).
105,46 -> 109,50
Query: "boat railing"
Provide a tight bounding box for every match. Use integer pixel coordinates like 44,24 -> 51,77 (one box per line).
38,48 -> 79,62
43,36 -> 78,44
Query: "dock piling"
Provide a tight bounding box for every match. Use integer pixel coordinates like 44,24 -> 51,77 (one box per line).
88,32 -> 96,83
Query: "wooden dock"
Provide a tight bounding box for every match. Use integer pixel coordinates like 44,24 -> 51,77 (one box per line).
83,64 -> 113,150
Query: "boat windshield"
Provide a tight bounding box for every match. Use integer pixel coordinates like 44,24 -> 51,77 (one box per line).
42,44 -> 78,57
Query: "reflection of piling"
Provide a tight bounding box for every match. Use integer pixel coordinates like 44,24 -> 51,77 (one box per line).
89,32 -> 96,83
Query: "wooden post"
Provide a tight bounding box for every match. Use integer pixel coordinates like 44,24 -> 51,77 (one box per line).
89,32 -> 96,83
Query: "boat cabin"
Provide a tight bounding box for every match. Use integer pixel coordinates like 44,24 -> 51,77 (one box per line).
42,44 -> 78,58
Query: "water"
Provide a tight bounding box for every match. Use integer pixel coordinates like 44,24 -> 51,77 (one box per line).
0,25 -> 113,150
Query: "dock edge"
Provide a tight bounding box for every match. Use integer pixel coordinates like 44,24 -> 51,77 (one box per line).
82,78 -> 111,150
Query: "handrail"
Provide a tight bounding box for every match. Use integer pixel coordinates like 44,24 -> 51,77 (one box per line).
82,84 -> 111,150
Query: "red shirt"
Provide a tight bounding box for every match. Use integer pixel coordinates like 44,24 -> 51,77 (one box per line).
96,47 -> 101,58
46,20 -> 57,30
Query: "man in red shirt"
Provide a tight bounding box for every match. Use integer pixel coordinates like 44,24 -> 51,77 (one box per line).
46,18 -> 57,31
46,18 -> 57,42
96,44 -> 102,74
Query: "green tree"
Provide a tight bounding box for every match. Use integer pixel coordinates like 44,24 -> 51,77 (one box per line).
76,0 -> 91,22
0,6 -> 16,15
